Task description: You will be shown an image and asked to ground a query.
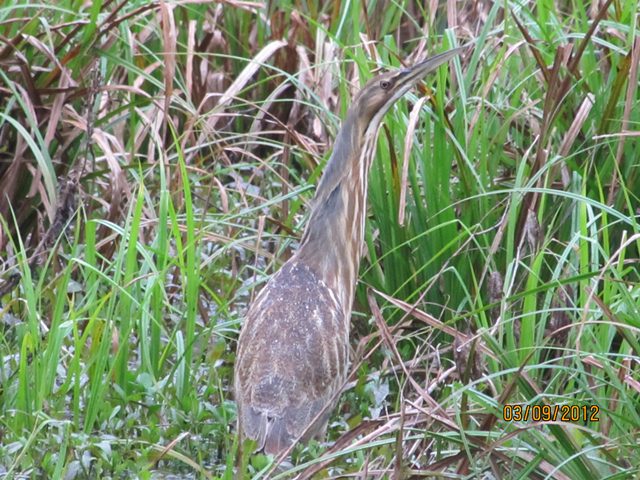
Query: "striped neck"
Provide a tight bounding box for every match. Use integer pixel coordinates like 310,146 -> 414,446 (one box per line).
295,110 -> 379,311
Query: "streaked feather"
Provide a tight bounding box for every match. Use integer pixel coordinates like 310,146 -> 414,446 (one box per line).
235,262 -> 347,454
234,47 -> 462,455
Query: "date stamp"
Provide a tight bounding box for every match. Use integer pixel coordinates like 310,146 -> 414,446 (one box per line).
503,404 -> 599,423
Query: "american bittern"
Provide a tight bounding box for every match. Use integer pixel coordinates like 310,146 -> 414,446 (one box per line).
235,47 -> 462,455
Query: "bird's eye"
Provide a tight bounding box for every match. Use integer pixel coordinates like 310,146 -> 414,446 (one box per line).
379,80 -> 391,90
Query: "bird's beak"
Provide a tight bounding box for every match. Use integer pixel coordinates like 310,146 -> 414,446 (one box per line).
399,46 -> 465,85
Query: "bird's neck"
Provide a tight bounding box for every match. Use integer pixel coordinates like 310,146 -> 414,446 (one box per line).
294,112 -> 377,310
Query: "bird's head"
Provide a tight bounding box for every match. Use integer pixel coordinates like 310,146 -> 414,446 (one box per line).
350,47 -> 464,132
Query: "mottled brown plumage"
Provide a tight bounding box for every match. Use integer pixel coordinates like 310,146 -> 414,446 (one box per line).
235,47 -> 462,455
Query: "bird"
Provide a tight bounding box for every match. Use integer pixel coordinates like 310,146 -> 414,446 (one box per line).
234,46 -> 463,455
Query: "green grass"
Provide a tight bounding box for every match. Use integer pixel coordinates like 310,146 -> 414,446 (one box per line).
0,0 -> 639,478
